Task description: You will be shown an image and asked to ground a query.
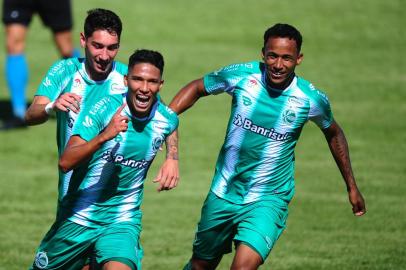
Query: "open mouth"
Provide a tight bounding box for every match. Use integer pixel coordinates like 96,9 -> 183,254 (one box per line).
135,94 -> 151,109
95,61 -> 110,71
270,70 -> 285,79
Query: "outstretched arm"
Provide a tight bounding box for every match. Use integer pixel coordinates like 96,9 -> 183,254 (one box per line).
25,93 -> 82,125
322,120 -> 366,216
154,129 -> 179,192
168,78 -> 206,114
59,104 -> 128,172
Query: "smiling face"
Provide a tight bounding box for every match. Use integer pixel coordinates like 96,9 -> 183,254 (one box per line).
262,37 -> 303,89
80,29 -> 120,81
125,62 -> 163,118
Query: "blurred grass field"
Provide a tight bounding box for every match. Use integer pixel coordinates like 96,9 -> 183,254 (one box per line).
0,0 -> 405,269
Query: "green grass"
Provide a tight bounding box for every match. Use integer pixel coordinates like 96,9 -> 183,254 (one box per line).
0,0 -> 405,269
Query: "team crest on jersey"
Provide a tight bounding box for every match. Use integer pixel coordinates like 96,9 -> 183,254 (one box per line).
34,251 -> 48,269
152,136 -> 164,152
282,109 -> 296,124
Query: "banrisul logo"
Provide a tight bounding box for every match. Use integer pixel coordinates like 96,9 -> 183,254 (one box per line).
35,251 -> 48,269
233,114 -> 293,141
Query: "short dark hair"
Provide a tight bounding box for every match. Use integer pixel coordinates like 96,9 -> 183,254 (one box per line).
128,49 -> 165,76
263,23 -> 302,53
84,9 -> 122,39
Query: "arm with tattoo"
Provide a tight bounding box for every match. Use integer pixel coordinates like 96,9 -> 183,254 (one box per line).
323,120 -> 366,216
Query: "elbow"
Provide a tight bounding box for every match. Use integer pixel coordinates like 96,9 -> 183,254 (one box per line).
58,158 -> 73,173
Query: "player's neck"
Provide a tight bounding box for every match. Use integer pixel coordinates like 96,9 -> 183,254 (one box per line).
266,73 -> 295,90
84,62 -> 112,81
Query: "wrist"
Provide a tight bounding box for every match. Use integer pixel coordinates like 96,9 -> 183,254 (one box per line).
45,102 -> 55,115
165,155 -> 179,160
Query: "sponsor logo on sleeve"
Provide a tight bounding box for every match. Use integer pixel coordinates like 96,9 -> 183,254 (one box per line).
43,77 -> 52,87
82,115 -> 94,128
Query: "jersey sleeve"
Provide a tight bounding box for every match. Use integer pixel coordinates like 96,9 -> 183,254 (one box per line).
308,89 -> 334,129
35,59 -> 72,101
203,63 -> 249,95
73,96 -> 121,142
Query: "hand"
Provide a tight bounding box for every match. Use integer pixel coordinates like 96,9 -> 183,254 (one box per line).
54,93 -> 82,113
348,187 -> 366,216
153,158 -> 179,192
101,104 -> 129,142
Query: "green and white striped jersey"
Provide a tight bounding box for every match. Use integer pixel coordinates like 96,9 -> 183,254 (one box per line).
204,61 -> 333,204
35,58 -> 128,201
58,94 -> 178,227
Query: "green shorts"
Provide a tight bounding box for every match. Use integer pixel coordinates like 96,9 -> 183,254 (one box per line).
192,191 -> 291,262
30,218 -> 143,270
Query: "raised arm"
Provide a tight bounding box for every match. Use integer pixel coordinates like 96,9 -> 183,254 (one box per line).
58,104 -> 128,172
25,93 -> 82,125
169,78 -> 207,114
322,120 -> 366,216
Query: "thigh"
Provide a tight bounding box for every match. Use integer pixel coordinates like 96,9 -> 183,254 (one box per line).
234,197 -> 289,262
192,192 -> 237,260
95,222 -> 142,270
2,0 -> 34,26
37,0 -> 72,32
30,220 -> 95,270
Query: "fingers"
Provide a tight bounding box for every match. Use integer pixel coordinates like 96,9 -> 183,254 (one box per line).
55,93 -> 82,113
353,203 -> 366,216
115,103 -> 127,116
154,168 -> 179,192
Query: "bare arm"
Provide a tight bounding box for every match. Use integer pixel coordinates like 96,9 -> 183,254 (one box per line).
168,78 -> 207,114
59,104 -> 128,172
322,120 -> 366,216
154,129 -> 179,191
25,93 -> 82,125
25,96 -> 51,125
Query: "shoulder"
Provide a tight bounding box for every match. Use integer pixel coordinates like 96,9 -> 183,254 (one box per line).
47,58 -> 79,77
113,61 -> 128,75
156,102 -> 179,126
295,76 -> 330,105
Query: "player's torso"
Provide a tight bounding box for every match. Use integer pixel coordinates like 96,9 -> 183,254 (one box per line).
63,102 -> 176,227
56,60 -> 127,155
211,64 -> 313,203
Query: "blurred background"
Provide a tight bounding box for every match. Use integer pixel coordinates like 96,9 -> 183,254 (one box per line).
0,0 -> 405,269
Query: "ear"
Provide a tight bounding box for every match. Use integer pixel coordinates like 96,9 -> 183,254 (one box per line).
158,79 -> 164,91
261,48 -> 265,61
124,75 -> 128,87
296,53 -> 304,65
80,33 -> 86,48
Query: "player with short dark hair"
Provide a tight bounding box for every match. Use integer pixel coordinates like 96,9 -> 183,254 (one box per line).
1,0 -> 80,129
169,23 -> 366,270
30,49 -> 179,270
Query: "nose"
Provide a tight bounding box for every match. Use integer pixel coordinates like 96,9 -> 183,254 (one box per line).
140,81 -> 148,92
274,58 -> 283,69
99,48 -> 109,61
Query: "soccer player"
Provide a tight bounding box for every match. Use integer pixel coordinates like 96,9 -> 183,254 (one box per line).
30,49 -> 179,269
1,0 -> 80,130
169,23 -> 366,269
